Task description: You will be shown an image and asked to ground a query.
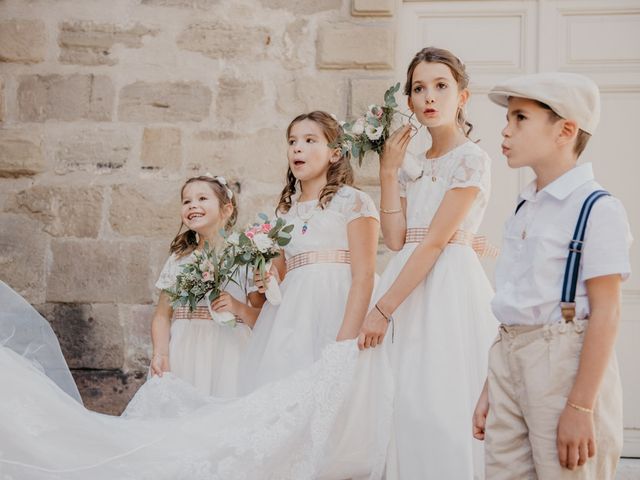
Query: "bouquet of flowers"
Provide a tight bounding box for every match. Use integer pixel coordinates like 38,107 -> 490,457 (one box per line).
164,242 -> 239,327
333,82 -> 424,180
226,214 -> 294,306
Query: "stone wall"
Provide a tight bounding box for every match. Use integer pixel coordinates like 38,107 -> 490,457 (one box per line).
0,0 -> 398,413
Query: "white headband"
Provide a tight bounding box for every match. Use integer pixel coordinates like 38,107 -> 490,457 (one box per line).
204,172 -> 234,200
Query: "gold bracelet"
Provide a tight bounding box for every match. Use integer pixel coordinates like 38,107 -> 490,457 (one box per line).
567,401 -> 593,414
380,207 -> 402,214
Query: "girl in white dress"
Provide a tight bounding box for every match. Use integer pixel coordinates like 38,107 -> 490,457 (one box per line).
151,175 -> 262,397
239,111 -> 380,393
358,47 -> 497,479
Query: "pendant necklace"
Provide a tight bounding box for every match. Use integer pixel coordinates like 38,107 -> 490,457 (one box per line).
296,201 -> 317,235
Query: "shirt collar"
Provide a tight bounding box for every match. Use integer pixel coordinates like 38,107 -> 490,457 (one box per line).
519,163 -> 594,202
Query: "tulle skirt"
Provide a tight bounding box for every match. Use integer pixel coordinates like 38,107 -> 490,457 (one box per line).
377,243 -> 497,480
238,263 -> 354,394
169,318 -> 250,397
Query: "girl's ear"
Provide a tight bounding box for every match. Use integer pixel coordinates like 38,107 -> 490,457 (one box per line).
407,96 -> 414,112
221,201 -> 234,221
458,88 -> 470,108
329,148 -> 341,164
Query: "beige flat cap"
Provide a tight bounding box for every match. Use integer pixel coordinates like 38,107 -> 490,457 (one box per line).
488,72 -> 600,134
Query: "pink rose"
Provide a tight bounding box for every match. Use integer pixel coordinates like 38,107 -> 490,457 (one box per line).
245,230 -> 255,239
262,223 -> 272,233
202,271 -> 210,281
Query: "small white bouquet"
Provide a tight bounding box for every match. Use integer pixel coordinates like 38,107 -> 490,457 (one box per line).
226,214 -> 294,306
332,82 -> 424,181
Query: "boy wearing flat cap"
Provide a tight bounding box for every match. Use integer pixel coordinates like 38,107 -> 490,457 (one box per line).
472,72 -> 632,479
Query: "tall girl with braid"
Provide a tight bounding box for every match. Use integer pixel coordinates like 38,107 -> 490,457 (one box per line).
151,175 -> 263,397
238,111 -> 381,394
357,47 -> 497,478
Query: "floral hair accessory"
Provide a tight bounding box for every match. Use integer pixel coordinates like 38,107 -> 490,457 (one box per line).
204,172 -> 233,200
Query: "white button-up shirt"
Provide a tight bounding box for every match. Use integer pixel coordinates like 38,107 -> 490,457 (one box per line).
492,163 -> 632,326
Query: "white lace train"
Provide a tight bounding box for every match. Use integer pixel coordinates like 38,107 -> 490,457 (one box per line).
0,338 -> 392,480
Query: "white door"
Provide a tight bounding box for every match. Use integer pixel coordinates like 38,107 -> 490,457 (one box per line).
398,0 -> 640,457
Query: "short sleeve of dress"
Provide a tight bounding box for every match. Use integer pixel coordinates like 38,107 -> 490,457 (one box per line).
582,196 -> 633,281
155,254 -> 178,290
340,187 -> 380,223
448,148 -> 491,193
397,151 -> 424,198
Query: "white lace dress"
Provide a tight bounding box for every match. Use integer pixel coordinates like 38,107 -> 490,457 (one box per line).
378,142 -> 498,480
155,253 -> 252,397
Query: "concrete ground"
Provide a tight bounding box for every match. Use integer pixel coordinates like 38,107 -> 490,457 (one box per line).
617,458 -> 640,479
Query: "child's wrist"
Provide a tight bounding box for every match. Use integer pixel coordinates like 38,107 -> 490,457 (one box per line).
379,167 -> 398,178
566,401 -> 593,414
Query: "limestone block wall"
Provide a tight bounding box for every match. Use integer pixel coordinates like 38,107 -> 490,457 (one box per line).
0,0 -> 398,413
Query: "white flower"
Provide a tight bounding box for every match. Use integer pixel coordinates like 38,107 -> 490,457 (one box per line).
226,232 -> 240,246
252,232 -> 274,253
365,124 -> 384,141
351,118 -> 366,135
216,176 -> 227,185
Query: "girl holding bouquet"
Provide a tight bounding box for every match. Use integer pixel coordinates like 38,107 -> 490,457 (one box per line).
358,47 -> 498,478
151,174 -> 263,397
238,111 -> 381,393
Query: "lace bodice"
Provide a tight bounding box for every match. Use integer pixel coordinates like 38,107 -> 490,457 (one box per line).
279,185 -> 379,258
155,252 -> 254,306
399,142 -> 491,233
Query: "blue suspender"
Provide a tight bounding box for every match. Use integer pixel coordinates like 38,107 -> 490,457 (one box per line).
514,189 -> 611,322
560,189 -> 610,321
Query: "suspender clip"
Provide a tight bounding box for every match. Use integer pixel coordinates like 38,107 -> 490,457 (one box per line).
568,239 -> 584,253
560,302 -> 576,323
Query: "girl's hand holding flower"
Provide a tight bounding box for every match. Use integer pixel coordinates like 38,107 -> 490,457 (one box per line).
211,291 -> 241,316
380,124 -> 413,174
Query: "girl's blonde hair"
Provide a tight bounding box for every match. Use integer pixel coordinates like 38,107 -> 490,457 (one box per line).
404,46 -> 474,138
277,111 -> 354,214
170,176 -> 238,257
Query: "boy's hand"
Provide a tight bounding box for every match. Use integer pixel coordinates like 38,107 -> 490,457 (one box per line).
557,405 -> 596,470
473,382 -> 489,440
211,291 -> 241,316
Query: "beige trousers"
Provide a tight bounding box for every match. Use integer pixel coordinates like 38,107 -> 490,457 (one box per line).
485,320 -> 623,480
